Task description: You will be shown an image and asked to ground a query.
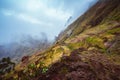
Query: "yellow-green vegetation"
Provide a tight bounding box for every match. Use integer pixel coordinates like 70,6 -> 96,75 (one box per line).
67,42 -> 84,50
28,63 -> 36,69
4,22 -> 120,80
42,67 -> 48,73
2,0 -> 120,79
85,36 -> 105,49
107,27 -> 120,34
108,53 -> 120,65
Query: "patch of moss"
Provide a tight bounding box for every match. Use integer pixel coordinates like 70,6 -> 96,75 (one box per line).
67,42 -> 84,50
107,28 -> 120,34
55,47 -> 64,53
100,48 -> 107,53
85,36 -> 105,49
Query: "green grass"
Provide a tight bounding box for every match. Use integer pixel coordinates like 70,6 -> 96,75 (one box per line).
85,36 -> 105,49
67,42 -> 85,50
107,28 -> 120,34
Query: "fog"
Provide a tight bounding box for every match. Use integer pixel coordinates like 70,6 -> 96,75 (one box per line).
0,0 -> 98,61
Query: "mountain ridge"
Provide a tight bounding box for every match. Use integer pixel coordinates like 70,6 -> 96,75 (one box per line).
57,0 -> 120,42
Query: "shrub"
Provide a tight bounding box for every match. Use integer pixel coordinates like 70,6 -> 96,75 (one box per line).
42,67 -> 48,73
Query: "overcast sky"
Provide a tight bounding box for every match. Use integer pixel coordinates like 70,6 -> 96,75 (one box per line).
0,0 -> 97,44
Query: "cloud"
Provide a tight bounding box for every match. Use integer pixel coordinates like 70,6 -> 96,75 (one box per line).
0,0 -> 72,26
25,0 -> 42,12
44,7 -> 71,21
16,13 -> 41,24
1,9 -> 41,24
0,0 -> 98,44
23,0 -> 71,21
1,9 -> 15,16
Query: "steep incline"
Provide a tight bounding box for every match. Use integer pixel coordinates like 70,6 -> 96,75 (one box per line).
2,0 -> 120,80
57,0 -> 120,42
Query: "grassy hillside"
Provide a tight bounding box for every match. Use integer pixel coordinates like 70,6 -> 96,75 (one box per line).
1,0 -> 120,80
57,0 -> 120,42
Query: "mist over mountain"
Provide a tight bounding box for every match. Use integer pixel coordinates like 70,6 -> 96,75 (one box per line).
0,0 -> 97,45
0,0 -> 98,62
0,33 -> 52,63
1,0 -> 120,79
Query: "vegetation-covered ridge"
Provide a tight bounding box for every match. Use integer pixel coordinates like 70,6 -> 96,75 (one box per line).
1,0 -> 120,80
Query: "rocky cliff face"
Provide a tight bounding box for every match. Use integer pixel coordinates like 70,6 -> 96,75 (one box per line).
2,0 -> 120,80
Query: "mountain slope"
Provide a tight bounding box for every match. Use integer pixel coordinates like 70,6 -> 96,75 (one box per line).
2,0 -> 120,80
57,0 -> 120,42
